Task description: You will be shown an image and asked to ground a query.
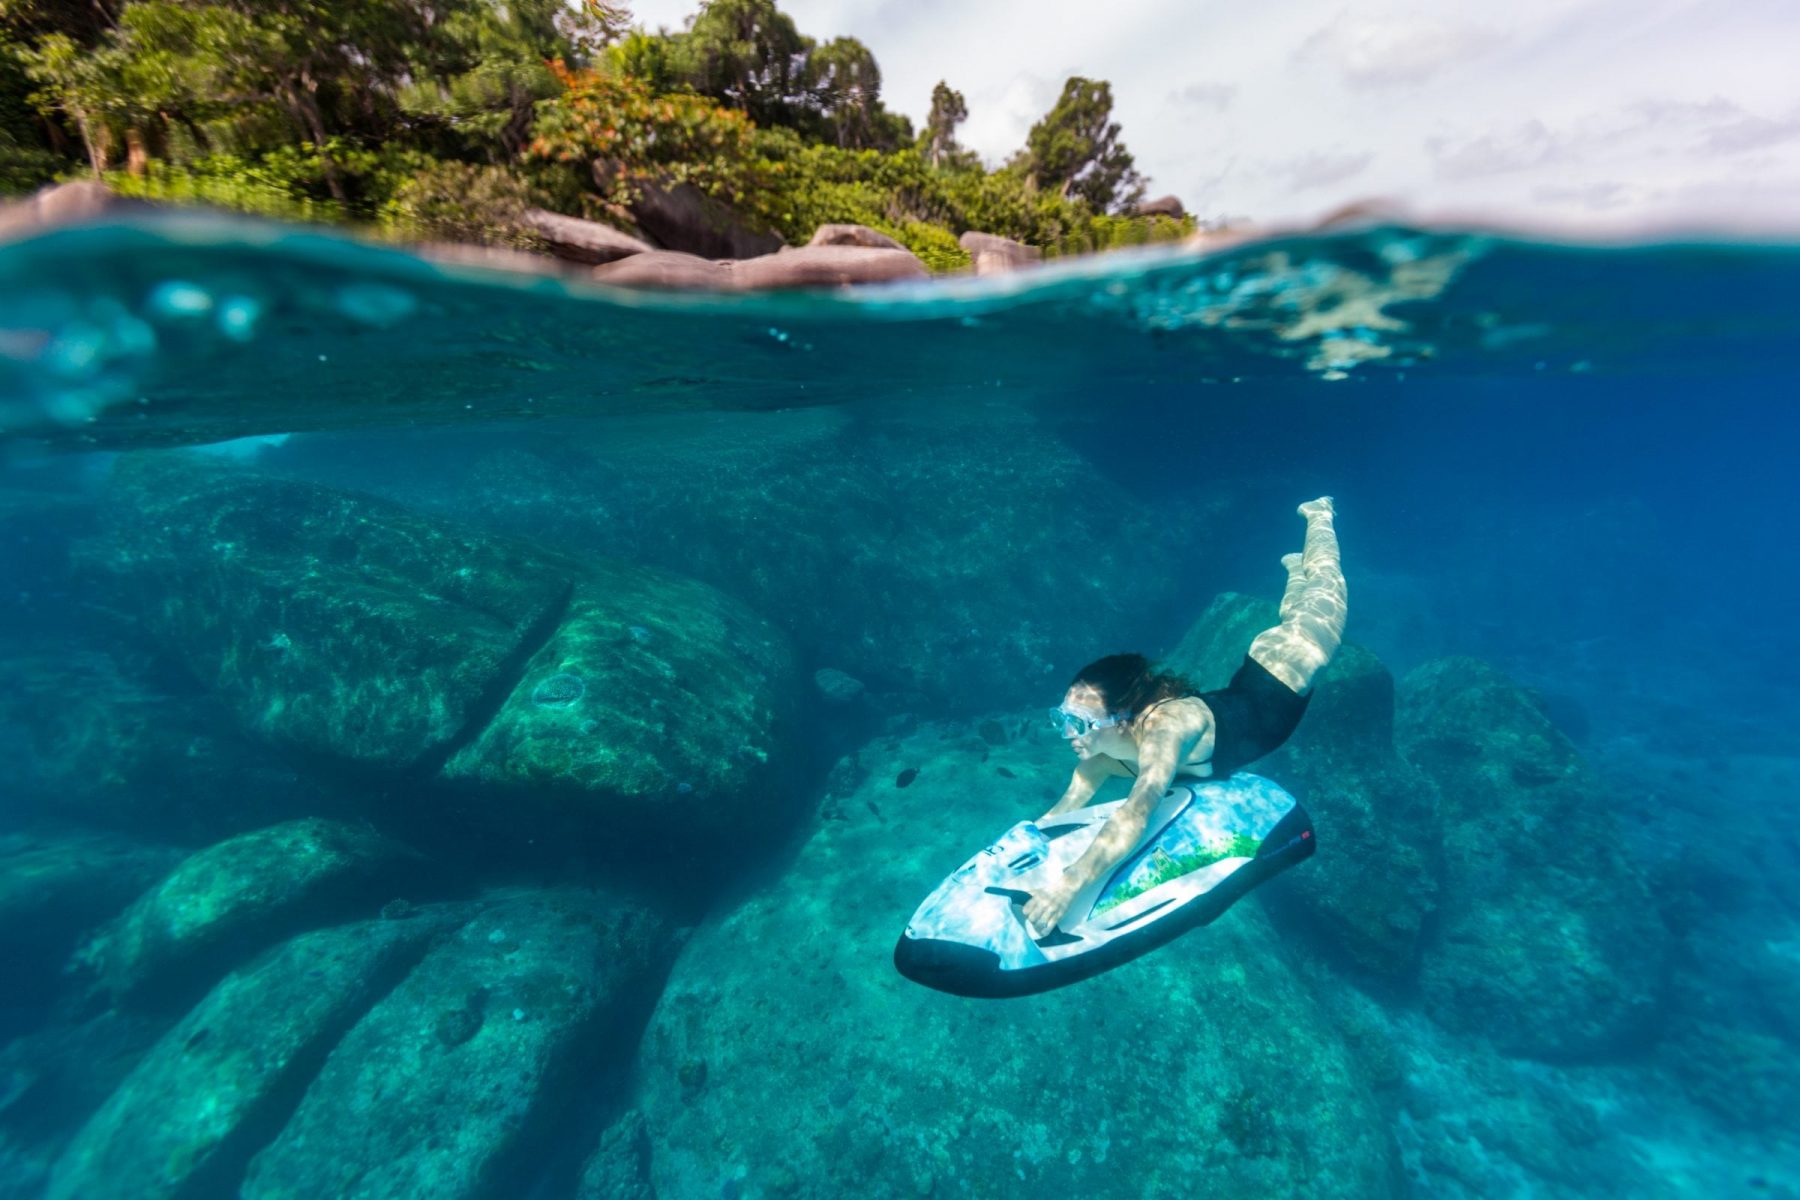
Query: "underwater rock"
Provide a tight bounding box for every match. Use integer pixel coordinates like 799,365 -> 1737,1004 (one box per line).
959,230 -> 1042,275
1162,593 -> 1443,977
89,454 -> 801,850
631,721 -> 1402,1200
439,566 -> 799,842
318,405 -> 1203,712
241,887 -> 667,1200
1656,1016 -> 1800,1130
0,830 -> 183,1013
0,1009 -> 171,1200
1396,657 -> 1668,1059
46,909 -> 458,1200
577,1108 -> 657,1200
77,817 -> 430,1004
91,454 -> 573,771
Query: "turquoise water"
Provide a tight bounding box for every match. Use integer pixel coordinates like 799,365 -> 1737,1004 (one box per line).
1,216 -> 1797,1199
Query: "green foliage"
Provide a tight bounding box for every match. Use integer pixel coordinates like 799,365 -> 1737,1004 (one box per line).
1024,75 -> 1144,213
893,221 -> 968,273
527,65 -> 760,210
605,29 -> 683,95
381,160 -> 544,249
395,0 -> 621,162
102,142 -> 433,223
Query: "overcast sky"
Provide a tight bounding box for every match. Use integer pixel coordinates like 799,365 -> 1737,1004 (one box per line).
623,0 -> 1800,232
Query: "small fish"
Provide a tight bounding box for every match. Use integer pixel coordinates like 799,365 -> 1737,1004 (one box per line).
895,768 -> 918,788
995,766 -> 1016,779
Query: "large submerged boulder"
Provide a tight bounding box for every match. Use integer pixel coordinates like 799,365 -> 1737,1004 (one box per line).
90,455 -> 802,848
1162,593 -> 1443,976
1396,657 -> 1669,1059
441,570 -> 796,840
241,888 -> 668,1200
47,909 -> 457,1200
74,817 -> 429,1004
94,454 -> 573,772
629,721 -> 1402,1200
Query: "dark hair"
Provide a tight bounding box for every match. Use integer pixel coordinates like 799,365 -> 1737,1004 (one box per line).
1068,653 -> 1198,720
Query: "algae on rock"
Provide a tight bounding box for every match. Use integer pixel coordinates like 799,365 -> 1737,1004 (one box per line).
242,888 -> 669,1200
441,568 -> 799,841
76,817 -> 430,1003
89,454 -> 804,853
47,909 -> 457,1200
91,453 -> 573,771
1397,657 -> 1669,1058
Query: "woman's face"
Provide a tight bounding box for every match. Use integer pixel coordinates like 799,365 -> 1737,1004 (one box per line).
1059,685 -> 1133,759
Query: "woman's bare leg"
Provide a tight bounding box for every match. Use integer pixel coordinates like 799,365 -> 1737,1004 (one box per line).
1278,553 -> 1307,620
1249,497 -> 1348,694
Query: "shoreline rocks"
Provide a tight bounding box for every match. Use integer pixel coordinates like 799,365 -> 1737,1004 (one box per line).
959,230 -> 1042,275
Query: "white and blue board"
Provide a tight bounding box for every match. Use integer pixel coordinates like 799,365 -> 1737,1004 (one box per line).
894,774 -> 1314,997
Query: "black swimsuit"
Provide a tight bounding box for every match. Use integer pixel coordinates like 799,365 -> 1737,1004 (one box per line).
1117,654 -> 1310,779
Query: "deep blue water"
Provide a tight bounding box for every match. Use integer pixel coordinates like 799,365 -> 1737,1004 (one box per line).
1,216 -> 1797,1200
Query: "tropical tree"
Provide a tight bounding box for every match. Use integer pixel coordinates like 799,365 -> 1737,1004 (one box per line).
1022,75 -> 1143,212
805,35 -> 881,149
922,80 -> 966,167
678,0 -> 806,128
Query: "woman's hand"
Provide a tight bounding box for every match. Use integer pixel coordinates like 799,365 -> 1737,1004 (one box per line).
1022,870 -> 1080,936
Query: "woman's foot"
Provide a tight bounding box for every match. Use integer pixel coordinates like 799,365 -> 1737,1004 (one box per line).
1281,552 -> 1304,574
1298,496 -> 1335,521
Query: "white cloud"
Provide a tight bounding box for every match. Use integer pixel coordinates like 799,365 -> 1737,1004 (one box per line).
1265,150 -> 1377,191
1296,10 -> 1500,89
1171,83 -> 1236,111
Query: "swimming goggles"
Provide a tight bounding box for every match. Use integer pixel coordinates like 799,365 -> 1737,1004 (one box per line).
1048,707 -> 1125,739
